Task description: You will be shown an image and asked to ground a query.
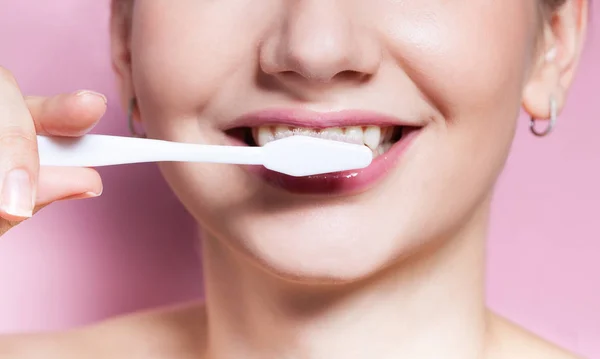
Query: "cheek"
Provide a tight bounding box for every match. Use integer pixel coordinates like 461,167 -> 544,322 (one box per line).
379,0 -> 537,167
129,0 -> 274,138
357,1 -> 540,243
381,1 -> 537,109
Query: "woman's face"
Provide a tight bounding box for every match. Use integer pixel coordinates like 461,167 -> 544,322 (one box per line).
112,0 -> 584,281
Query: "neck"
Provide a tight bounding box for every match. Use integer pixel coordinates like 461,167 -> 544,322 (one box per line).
201,206 -> 491,359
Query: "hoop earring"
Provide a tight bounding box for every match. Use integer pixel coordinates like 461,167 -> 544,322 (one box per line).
128,98 -> 146,138
530,96 -> 558,137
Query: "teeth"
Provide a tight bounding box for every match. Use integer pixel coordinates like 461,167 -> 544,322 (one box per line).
345,126 -> 363,145
320,127 -> 344,141
274,125 -> 291,140
256,126 -> 274,146
363,126 -> 381,150
293,127 -> 313,137
253,125 -> 397,154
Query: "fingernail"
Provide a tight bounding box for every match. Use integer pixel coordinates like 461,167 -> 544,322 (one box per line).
66,191 -> 103,201
75,90 -> 108,105
0,169 -> 34,218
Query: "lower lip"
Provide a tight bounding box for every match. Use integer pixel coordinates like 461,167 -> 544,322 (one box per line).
229,128 -> 421,195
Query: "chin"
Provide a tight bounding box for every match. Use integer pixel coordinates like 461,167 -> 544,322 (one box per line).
232,229 -> 405,284
200,191 -> 438,284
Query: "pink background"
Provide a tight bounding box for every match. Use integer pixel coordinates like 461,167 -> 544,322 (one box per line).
0,2 -> 598,357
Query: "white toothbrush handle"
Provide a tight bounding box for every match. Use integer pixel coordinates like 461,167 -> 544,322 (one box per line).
37,135 -> 265,167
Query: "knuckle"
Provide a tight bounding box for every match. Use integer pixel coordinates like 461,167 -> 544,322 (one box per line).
0,129 -> 37,155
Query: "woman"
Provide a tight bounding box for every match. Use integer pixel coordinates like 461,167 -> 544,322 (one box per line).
0,0 -> 591,358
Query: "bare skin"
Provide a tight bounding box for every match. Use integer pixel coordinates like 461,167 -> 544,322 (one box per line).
0,0 -> 591,358
0,304 -> 582,359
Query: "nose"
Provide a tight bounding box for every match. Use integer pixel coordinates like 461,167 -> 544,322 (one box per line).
259,1 -> 381,85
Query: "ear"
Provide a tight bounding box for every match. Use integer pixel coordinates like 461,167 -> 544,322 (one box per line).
110,0 -> 138,121
522,0 -> 589,121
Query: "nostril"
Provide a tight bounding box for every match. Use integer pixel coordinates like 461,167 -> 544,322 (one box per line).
336,70 -> 371,83
277,69 -> 370,84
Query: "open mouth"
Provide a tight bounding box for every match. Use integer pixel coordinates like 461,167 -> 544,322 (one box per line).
222,109 -> 424,195
226,125 -> 406,158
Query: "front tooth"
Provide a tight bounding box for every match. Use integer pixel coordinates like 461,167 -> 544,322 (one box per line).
257,126 -> 274,146
293,127 -> 314,137
363,126 -> 382,150
274,125 -> 291,140
345,126 -> 363,145
320,127 -> 344,141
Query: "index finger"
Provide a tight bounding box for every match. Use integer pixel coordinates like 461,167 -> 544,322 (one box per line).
25,91 -> 108,137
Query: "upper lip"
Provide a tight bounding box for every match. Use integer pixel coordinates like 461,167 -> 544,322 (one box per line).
225,108 -> 426,130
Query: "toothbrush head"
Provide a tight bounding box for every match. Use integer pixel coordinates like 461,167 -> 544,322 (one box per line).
262,136 -> 373,177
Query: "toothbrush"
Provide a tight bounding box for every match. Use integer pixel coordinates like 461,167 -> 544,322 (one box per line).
36,135 -> 373,177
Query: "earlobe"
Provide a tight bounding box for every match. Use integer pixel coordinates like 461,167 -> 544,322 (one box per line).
522,0 -> 588,126
522,58 -> 565,124
523,51 -> 563,137
529,94 -> 559,137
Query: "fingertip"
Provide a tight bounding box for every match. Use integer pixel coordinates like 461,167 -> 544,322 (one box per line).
74,90 -> 108,106
28,91 -> 108,137
35,167 -> 104,205
56,92 -> 107,136
69,90 -> 108,123
68,166 -> 104,195
82,167 -> 104,195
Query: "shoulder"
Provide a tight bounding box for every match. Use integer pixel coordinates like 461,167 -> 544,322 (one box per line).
0,332 -> 70,359
0,301 -> 207,359
488,314 -> 584,359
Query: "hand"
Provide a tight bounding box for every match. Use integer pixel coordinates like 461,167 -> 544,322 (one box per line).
0,66 -> 105,236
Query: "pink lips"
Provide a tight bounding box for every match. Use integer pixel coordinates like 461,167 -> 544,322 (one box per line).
226,108 -> 423,130
225,108 -> 424,195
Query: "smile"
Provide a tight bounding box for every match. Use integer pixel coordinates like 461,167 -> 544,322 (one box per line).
251,125 -> 403,158
225,109 -> 424,195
